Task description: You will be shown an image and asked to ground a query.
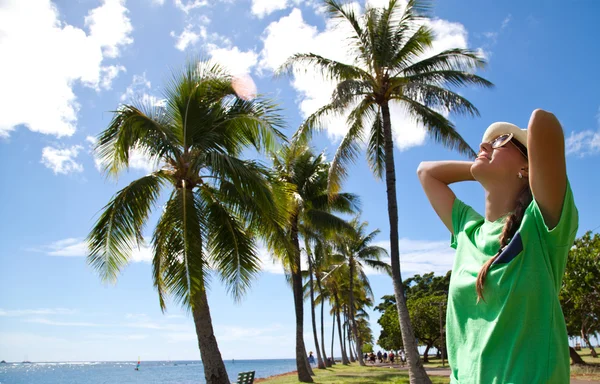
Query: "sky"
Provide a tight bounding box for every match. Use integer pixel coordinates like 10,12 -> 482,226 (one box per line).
1,0 -> 599,363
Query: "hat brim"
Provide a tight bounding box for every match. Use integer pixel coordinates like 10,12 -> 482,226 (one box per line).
482,122 -> 528,148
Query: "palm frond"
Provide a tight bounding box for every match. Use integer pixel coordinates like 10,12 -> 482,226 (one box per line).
87,172 -> 167,283
400,83 -> 481,117
366,108 -> 385,179
200,186 -> 261,301
393,97 -> 476,158
96,106 -> 180,177
401,48 -> 487,75
328,98 -> 376,195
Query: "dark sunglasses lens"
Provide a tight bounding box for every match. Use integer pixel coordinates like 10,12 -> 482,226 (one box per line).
492,134 -> 511,148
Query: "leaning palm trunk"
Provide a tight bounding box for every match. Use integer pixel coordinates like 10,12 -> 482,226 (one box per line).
292,222 -> 314,382
307,250 -> 326,369
382,103 -> 432,383
330,310 -> 336,365
348,262 -> 365,366
192,290 -> 230,384
315,275 -> 331,366
335,294 -> 350,364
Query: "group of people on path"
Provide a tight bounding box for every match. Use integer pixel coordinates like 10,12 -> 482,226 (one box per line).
364,350 -> 406,366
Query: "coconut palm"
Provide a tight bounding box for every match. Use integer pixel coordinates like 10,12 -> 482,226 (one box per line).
333,219 -> 388,365
87,59 -> 287,384
272,143 -> 359,382
279,0 -> 492,381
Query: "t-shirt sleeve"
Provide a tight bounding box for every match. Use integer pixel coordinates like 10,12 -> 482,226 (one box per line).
450,198 -> 482,249
529,180 -> 578,248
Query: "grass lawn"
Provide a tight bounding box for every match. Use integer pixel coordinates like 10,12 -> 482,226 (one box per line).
257,348 -> 600,383
255,363 -> 449,384
571,347 -> 600,382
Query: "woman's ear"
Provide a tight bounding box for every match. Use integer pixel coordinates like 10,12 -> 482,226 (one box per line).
520,166 -> 529,178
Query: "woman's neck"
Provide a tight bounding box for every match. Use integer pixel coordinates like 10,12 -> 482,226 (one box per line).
484,186 -> 520,222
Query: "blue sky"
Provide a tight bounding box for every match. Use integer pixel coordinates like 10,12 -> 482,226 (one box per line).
1,0 -> 599,363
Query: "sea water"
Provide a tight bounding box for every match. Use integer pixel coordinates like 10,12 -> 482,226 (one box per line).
0,359 -> 298,384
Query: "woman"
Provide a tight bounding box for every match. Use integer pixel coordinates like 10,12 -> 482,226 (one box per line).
417,109 -> 578,383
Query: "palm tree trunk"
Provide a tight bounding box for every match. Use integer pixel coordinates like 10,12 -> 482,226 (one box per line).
291,217 -> 314,383
320,298 -> 331,367
334,294 -> 350,364
314,272 -> 330,367
570,347 -> 587,365
581,325 -> 598,358
381,102 -> 432,384
330,309 -> 336,365
191,289 -> 230,384
348,261 -> 365,366
306,248 -> 325,369
344,310 -> 355,362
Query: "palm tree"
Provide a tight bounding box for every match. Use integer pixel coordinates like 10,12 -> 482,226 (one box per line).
272,143 -> 359,382
87,60 -> 287,384
279,0 -> 492,381
334,219 -> 388,365
321,263 -> 351,364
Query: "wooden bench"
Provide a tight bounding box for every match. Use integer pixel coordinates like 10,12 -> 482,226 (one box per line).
234,371 -> 255,384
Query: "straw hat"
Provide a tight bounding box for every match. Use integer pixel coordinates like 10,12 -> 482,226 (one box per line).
482,122 -> 528,148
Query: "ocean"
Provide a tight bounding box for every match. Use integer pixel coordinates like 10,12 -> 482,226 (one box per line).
0,359 -> 298,384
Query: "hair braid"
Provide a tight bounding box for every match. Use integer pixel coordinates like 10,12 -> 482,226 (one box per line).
476,186 -> 533,303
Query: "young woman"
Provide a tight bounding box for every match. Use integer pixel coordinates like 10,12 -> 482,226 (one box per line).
417,109 -> 578,383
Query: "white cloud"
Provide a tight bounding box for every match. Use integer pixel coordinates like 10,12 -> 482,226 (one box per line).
173,0 -> 209,14
208,44 -> 258,75
152,0 -> 166,5
252,0 -> 289,18
565,108 -> 600,157
365,238 -> 454,277
0,0 -> 132,138
120,72 -> 166,107
170,24 -> 206,51
566,130 -> 600,157
41,145 -> 84,175
84,0 -> 133,58
258,7 -> 472,149
38,237 -> 153,262
0,308 -> 77,317
100,65 -> 127,90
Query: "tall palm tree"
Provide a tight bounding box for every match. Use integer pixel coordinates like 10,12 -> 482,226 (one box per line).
272,143 -> 359,382
334,220 -> 388,365
87,60 -> 287,384
322,264 -> 350,364
279,0 -> 492,381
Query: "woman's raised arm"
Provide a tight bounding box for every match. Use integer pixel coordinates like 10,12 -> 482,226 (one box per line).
417,161 -> 475,234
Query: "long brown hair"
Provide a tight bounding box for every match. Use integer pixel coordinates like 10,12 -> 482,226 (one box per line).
476,139 -> 531,303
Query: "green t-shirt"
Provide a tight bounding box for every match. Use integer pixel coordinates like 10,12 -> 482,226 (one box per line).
447,183 -> 578,384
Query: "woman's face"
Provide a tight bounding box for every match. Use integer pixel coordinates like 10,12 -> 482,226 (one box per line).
471,138 -> 528,185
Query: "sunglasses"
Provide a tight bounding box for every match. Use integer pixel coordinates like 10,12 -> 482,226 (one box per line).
488,133 -> 528,159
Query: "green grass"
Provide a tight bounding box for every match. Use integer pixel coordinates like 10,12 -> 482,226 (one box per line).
255,363 -> 450,384
257,348 -> 600,383
571,347 -> 600,382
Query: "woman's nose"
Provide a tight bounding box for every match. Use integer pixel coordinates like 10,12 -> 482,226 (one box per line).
479,142 -> 492,153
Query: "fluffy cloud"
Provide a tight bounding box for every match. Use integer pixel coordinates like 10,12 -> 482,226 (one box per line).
0,308 -> 77,317
565,108 -> 600,157
366,238 -> 455,277
259,5 -> 476,150
173,0 -> 209,13
171,25 -> 206,51
208,44 -> 259,75
0,0 -> 133,138
251,0 -> 289,18
38,237 -> 153,262
41,145 -> 84,175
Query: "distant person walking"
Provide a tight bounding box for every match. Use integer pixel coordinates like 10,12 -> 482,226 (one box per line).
418,111 -> 578,383
308,352 -> 315,366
